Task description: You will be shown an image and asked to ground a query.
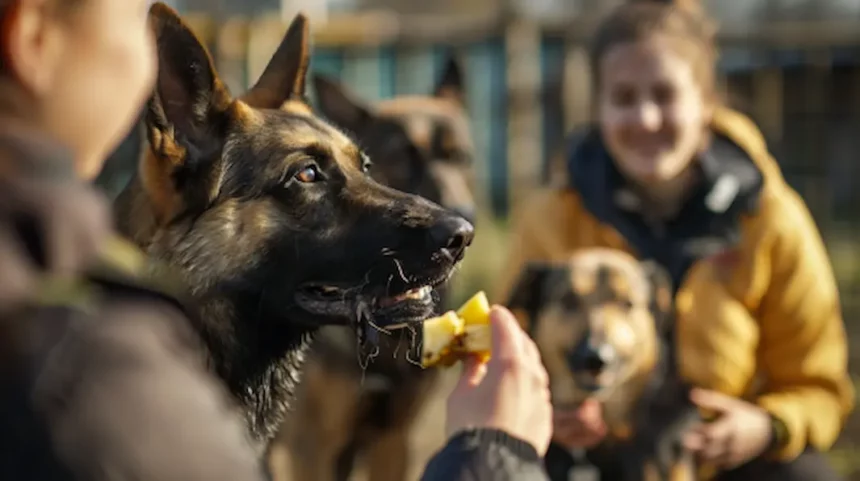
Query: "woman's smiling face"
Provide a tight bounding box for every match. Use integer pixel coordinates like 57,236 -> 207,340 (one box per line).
597,36 -> 713,186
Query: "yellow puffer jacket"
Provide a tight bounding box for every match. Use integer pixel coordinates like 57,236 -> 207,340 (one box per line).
494,106 -> 855,461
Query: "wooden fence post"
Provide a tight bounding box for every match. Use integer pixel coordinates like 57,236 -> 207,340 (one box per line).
751,64 -> 784,145
504,11 -> 543,215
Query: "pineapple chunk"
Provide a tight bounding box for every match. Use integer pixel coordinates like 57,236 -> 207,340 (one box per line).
456,291 -> 491,326
461,324 -> 491,364
421,311 -> 464,368
422,292 -> 493,368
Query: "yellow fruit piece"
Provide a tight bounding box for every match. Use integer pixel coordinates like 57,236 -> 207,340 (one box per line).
461,324 -> 491,363
421,311 -> 463,368
456,291 -> 491,327
422,292 -> 493,368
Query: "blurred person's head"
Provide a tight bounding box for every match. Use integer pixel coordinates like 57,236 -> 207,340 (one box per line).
590,0 -> 718,189
0,0 -> 155,180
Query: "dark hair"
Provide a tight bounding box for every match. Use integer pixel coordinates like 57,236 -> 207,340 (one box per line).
588,0 -> 718,98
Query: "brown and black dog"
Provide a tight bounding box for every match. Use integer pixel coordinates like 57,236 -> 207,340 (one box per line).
507,248 -> 700,481
267,59 -> 477,481
113,3 -> 473,456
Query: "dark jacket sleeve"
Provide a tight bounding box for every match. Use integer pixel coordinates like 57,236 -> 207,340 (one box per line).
420,429 -> 550,481
0,298 -> 268,481
0,165 -> 267,481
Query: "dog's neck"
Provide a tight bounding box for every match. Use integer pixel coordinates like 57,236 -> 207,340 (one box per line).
112,174 -> 319,450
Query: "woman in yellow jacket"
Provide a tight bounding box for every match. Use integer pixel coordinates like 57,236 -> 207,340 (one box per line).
495,1 -> 854,480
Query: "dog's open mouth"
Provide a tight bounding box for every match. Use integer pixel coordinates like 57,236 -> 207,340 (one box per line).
294,272 -> 450,329
572,365 -> 623,396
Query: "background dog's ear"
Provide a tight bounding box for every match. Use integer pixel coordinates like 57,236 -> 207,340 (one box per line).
240,13 -> 311,109
506,262 -> 567,329
434,56 -> 465,106
640,260 -> 674,334
311,74 -> 372,132
147,3 -> 231,151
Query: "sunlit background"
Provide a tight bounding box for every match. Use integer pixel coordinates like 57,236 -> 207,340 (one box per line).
98,1 -> 860,479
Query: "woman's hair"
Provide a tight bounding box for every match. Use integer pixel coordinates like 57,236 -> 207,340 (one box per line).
588,0 -> 719,98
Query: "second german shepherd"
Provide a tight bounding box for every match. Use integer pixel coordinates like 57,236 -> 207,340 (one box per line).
114,3 -> 474,454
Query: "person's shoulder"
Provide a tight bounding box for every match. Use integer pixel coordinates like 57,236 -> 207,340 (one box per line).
756,182 -> 819,240
85,236 -> 200,321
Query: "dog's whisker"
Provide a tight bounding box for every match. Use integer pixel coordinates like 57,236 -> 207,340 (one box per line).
367,318 -> 393,337
404,324 -> 422,368
393,329 -> 404,359
392,258 -> 409,284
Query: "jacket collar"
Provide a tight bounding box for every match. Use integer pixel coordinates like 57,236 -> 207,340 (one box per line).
566,127 -> 763,221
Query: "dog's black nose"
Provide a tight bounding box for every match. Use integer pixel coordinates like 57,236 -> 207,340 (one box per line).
429,214 -> 474,259
567,340 -> 616,373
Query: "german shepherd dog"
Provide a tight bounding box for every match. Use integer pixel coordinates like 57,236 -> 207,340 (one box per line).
113,3 -> 474,455
507,248 -> 699,481
267,60 -> 476,481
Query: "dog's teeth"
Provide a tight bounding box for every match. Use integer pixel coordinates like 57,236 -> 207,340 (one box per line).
402,286 -> 431,300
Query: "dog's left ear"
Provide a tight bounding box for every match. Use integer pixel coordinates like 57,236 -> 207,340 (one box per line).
434,56 -> 465,106
506,262 -> 567,329
144,2 -> 233,224
640,260 -> 674,334
240,13 -> 311,109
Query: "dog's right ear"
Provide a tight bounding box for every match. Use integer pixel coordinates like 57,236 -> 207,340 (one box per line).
240,13 -> 312,110
506,262 -> 567,328
311,74 -> 372,133
434,56 -> 465,106
143,3 -> 232,223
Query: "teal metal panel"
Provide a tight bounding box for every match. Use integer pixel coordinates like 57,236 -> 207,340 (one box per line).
394,46 -> 437,96
307,48 -> 345,111
378,46 -> 397,99
342,47 -> 383,102
465,38 -> 508,217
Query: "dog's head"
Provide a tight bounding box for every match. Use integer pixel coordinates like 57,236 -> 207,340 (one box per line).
117,5 -> 473,341
311,58 -> 476,224
507,249 -> 673,407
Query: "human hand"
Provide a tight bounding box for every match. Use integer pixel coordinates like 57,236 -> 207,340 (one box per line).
445,305 -> 553,455
552,399 -> 607,450
683,388 -> 774,470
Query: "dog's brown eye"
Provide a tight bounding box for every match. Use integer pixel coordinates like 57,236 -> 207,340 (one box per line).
295,165 -> 319,183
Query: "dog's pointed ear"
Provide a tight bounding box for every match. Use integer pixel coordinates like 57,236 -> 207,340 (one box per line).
240,13 -> 311,109
311,74 -> 372,132
639,260 -> 674,334
434,56 -> 465,106
506,262 -> 567,328
143,2 -> 232,223
147,3 -> 231,148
